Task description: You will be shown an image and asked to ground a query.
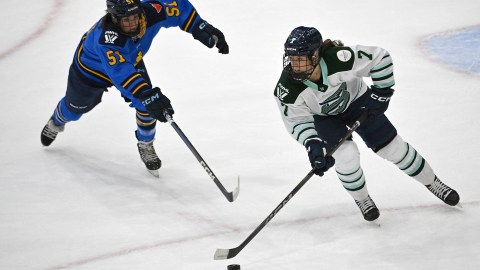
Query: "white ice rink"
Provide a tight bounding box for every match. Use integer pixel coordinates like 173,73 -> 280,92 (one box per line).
1,0 -> 480,269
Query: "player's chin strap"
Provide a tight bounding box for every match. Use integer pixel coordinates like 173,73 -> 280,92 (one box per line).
214,110 -> 369,260
162,110 -> 240,202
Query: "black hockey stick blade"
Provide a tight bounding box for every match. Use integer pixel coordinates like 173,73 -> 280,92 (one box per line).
214,110 -> 368,260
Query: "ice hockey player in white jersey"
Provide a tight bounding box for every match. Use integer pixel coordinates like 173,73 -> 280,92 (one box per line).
274,26 -> 460,222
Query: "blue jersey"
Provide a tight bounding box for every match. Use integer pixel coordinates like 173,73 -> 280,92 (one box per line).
72,0 -> 203,102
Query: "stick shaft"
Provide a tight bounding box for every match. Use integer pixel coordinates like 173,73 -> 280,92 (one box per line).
166,114 -> 239,202
215,110 -> 368,259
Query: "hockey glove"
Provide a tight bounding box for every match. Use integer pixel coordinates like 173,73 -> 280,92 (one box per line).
305,140 -> 335,176
192,20 -> 229,54
138,87 -> 174,122
364,86 -> 394,117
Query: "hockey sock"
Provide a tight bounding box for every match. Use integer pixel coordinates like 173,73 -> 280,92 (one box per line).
376,135 -> 435,185
333,140 -> 370,201
135,110 -> 156,141
53,98 -> 82,125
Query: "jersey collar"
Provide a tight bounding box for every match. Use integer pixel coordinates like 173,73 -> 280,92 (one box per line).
303,59 -> 328,92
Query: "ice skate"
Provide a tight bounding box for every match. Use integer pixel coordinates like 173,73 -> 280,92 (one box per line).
355,195 -> 380,222
426,176 -> 460,206
137,139 -> 161,177
41,117 -> 65,146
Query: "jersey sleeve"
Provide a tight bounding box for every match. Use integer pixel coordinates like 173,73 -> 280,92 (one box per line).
351,45 -> 395,88
145,0 -> 203,33
275,99 -> 320,146
274,72 -> 321,146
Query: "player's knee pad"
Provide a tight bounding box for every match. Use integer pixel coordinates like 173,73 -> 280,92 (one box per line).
375,135 -> 407,163
332,140 -> 360,173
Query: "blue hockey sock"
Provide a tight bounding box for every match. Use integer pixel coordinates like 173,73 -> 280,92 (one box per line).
52,98 -> 82,125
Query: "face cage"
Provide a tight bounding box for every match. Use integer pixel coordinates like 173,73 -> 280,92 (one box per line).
113,10 -> 144,37
283,53 -> 317,82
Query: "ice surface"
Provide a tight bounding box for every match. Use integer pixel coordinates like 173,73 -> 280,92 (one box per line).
1,0 -> 479,269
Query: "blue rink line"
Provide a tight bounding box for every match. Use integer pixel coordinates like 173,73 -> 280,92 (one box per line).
423,26 -> 480,74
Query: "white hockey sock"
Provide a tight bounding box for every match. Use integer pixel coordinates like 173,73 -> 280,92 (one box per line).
333,140 -> 370,201
376,135 -> 435,185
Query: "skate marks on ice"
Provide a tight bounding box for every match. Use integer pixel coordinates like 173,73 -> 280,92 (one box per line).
44,230 -> 226,270
0,0 -> 66,61
43,200 -> 477,270
39,148 -> 242,269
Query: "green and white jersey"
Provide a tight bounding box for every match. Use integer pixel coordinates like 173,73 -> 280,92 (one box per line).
274,45 -> 394,146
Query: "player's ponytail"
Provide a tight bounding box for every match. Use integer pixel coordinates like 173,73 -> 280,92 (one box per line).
99,13 -> 113,28
320,39 -> 344,55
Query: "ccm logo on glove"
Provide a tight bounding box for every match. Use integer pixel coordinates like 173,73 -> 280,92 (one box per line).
138,87 -> 174,122
141,92 -> 160,106
369,93 -> 391,102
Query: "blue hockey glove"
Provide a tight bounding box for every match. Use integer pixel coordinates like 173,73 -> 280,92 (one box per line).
138,87 -> 174,122
364,86 -> 394,117
192,20 -> 229,54
305,140 -> 335,176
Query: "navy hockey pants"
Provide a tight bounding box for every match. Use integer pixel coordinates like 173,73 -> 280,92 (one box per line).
313,92 -> 397,152
63,60 -> 152,114
52,60 -> 157,141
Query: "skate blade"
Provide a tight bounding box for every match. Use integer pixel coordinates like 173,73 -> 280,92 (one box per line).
148,169 -> 159,178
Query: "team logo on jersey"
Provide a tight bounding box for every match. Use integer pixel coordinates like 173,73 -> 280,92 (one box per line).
151,3 -> 163,13
336,50 -> 352,62
276,83 -> 289,100
136,51 -> 143,64
104,31 -> 118,44
320,82 -> 350,115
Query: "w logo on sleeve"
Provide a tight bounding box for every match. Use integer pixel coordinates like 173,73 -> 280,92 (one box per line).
276,83 -> 289,101
104,31 -> 118,44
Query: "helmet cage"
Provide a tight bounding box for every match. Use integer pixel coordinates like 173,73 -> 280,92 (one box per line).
283,50 -> 320,81
283,26 -> 322,81
106,0 -> 144,36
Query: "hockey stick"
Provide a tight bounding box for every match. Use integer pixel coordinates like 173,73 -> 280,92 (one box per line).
214,110 -> 369,259
164,112 -> 240,202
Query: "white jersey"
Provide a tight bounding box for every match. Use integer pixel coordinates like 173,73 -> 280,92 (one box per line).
274,45 -> 395,146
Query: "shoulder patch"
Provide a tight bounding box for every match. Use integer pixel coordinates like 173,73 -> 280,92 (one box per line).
150,3 -> 163,13
322,47 -> 355,75
142,1 -> 167,25
104,30 -> 119,44
336,49 -> 352,62
99,24 -> 128,47
274,71 -> 308,104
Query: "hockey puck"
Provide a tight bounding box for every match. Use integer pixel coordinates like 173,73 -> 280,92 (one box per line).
227,264 -> 240,270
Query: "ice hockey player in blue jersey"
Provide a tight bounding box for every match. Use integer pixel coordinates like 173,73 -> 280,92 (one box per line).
274,26 -> 460,222
41,0 -> 229,177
